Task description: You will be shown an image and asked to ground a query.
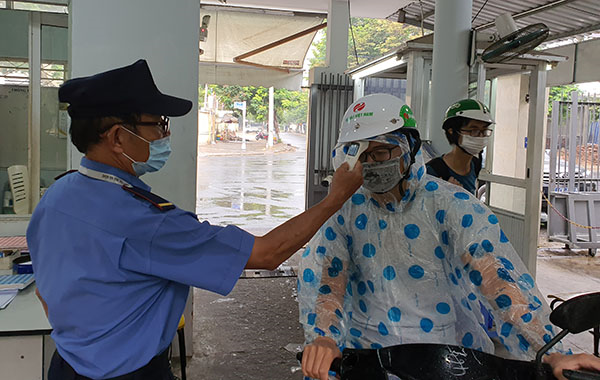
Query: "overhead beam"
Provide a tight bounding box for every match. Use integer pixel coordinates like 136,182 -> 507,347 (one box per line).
545,22 -> 600,42
474,0 -> 580,31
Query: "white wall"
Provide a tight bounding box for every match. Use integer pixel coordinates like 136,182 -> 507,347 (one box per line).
69,0 -> 200,212
547,39 -> 600,86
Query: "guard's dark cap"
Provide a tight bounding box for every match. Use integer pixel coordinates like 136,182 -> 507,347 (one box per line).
58,59 -> 193,118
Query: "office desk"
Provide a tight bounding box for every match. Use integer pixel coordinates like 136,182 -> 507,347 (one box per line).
0,285 -> 54,380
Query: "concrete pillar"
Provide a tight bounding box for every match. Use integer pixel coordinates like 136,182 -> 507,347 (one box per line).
427,0 -> 472,154
325,0 -> 349,73
68,0 -> 200,356
268,86 -> 274,148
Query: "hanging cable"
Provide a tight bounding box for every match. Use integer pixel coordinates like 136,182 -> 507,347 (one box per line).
418,0 -> 425,36
472,0 -> 490,23
348,0 -> 360,66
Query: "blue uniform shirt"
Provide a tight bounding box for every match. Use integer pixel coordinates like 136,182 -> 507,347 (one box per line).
27,157 -> 254,379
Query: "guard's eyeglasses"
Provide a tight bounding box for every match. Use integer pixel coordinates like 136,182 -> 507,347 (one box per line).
134,116 -> 170,135
460,128 -> 492,137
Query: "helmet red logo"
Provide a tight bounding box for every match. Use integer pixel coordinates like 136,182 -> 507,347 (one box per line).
353,102 -> 366,112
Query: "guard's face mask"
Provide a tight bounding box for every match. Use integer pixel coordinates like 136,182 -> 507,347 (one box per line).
122,128 -> 172,176
362,157 -> 403,194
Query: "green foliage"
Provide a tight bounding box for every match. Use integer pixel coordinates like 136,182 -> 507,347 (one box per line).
548,84 -> 581,114
200,85 -> 308,125
309,18 -> 424,68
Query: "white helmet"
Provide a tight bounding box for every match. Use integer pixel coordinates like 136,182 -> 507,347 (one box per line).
338,94 -> 417,143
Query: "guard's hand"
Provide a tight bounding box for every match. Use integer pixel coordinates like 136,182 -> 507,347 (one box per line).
544,353 -> 600,380
448,176 -> 463,187
327,162 -> 363,208
302,336 -> 342,380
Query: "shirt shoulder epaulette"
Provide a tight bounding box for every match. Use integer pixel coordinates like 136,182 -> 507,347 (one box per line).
122,185 -> 175,212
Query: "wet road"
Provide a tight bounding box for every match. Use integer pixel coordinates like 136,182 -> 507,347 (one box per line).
189,133 -> 308,380
196,133 -> 307,235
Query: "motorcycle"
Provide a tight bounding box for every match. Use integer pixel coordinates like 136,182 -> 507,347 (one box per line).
297,292 -> 600,380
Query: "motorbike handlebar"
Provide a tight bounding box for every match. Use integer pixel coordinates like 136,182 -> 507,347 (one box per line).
296,351 -> 342,375
563,369 -> 600,380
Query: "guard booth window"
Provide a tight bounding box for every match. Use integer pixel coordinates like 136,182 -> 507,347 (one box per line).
0,8 -> 68,216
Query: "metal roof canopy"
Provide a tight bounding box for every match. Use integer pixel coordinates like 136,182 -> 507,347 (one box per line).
393,0 -> 600,46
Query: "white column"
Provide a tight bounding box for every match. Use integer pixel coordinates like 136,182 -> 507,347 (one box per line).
28,12 -> 41,211
325,0 -> 349,73
427,0 -> 472,154
268,86 -> 274,148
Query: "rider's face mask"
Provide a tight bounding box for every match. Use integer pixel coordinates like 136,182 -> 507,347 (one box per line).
362,157 -> 403,194
121,128 -> 172,176
459,135 -> 490,156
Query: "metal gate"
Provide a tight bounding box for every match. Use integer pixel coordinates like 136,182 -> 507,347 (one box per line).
548,92 -> 600,255
305,72 -> 354,209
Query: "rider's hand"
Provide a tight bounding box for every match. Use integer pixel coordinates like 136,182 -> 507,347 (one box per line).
302,336 -> 342,380
544,353 -> 600,380
448,176 -> 463,187
326,162 -> 364,208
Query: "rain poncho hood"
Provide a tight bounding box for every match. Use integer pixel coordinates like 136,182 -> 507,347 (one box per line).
299,138 -> 561,361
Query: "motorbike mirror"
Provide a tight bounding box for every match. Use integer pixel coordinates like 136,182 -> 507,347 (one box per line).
550,292 -> 600,334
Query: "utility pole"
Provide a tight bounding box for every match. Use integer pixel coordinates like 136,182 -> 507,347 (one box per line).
268,86 -> 274,148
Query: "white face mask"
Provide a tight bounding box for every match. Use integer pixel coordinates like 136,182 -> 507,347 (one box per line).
459,135 -> 490,156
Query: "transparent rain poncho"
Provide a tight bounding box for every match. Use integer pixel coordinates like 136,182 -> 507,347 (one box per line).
298,131 -> 561,361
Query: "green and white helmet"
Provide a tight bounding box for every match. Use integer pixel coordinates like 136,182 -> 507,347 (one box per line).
442,99 -> 494,131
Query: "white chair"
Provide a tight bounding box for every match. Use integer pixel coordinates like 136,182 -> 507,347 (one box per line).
7,165 -> 30,215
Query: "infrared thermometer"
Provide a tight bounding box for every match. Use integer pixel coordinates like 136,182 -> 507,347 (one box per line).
344,141 -> 369,170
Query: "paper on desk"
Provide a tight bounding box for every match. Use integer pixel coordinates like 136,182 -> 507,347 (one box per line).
0,289 -> 18,309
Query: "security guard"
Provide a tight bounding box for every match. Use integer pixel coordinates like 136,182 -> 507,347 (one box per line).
26,59 -> 363,380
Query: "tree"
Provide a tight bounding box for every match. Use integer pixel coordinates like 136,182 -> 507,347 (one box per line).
548,84 -> 581,115
309,18 -> 425,68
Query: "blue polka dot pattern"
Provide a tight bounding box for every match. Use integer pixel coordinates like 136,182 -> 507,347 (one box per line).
469,270 -> 482,286
420,318 -> 434,333
346,235 -> 353,252
497,268 -> 515,282
436,302 -> 450,314
543,334 -> 552,343
378,322 -> 389,336
500,230 -> 509,243
328,267 -> 339,277
325,227 -> 337,241
425,181 -> 438,191
331,257 -> 343,271
316,246 -> 327,256
501,322 -> 513,337
359,300 -> 367,313
362,243 -> 376,258
346,283 -> 353,296
383,266 -> 396,280
342,146 -> 348,154
355,214 -> 368,230
461,298 -> 472,311
337,215 -> 345,225
518,273 -> 535,291
462,214 -> 474,228
352,194 -> 366,205
314,327 -> 325,336
367,281 -> 375,293
462,333 -> 474,347
302,246 -> 310,257
468,293 -> 477,301
436,210 -> 446,224
521,313 -> 532,323
388,307 -> 402,322
441,231 -> 449,245
370,198 -> 381,208
435,246 -> 445,259
335,309 -> 343,319
455,268 -> 462,279
482,240 -> 494,252
468,243 -> 479,257
473,203 -> 486,214
350,328 -> 362,337
417,166 -> 425,180
371,343 -> 383,349
488,214 -> 499,224
495,294 -> 512,309
404,224 -> 420,239
357,282 -> 367,295
351,340 -> 363,349
303,268 -> 315,283
319,285 -> 331,295
454,192 -> 470,200
499,257 -> 515,270
517,334 -> 530,352
408,265 -> 425,279
307,313 -> 316,325
386,203 -> 396,212
379,220 -> 388,229
402,190 -> 411,202
449,273 -> 458,285
329,325 -> 340,335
